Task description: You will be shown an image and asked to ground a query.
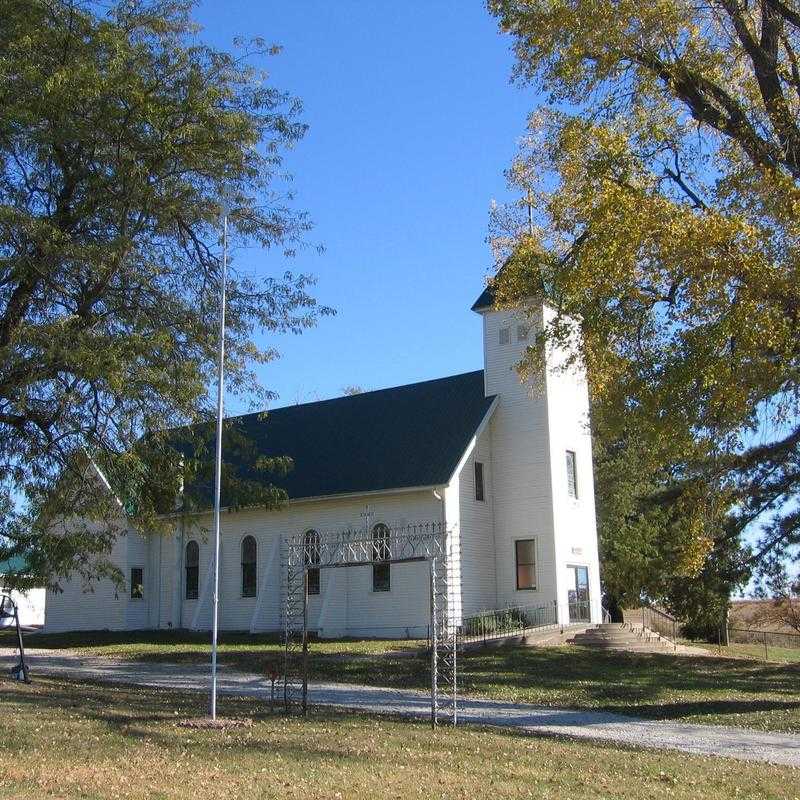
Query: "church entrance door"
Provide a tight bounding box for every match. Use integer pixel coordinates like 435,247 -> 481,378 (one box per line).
567,565 -> 590,623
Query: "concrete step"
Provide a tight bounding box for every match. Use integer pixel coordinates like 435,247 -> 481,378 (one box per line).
571,637 -> 640,645
569,641 -> 676,651
567,623 -> 677,652
568,622 -> 674,652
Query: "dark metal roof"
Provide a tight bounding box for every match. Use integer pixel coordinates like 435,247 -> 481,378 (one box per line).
182,370 -> 496,508
472,265 -> 507,312
471,283 -> 496,312
473,259 -> 546,312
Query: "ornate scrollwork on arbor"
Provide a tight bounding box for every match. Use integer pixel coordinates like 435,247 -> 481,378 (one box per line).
281,520 -> 459,728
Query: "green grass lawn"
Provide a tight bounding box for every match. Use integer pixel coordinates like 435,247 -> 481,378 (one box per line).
0,677 -> 796,800
6,629 -> 800,733
5,628 -> 420,657
687,640 -> 800,664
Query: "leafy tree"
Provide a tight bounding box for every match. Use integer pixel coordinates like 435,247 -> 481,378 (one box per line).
487,0 -> 800,603
590,395 -> 750,619
0,0 -> 331,590
752,560 -> 800,631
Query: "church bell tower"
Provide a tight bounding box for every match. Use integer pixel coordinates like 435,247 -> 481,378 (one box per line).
471,277 -> 601,625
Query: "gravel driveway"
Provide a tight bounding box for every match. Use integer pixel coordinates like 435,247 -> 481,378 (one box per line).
3,647 -> 800,767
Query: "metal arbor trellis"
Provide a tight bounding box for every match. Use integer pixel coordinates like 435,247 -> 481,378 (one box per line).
282,521 -> 459,728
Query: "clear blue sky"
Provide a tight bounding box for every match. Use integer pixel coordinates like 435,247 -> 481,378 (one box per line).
192,1 -> 536,413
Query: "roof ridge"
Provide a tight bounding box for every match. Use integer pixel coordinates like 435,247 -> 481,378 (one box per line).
227,369 -> 486,420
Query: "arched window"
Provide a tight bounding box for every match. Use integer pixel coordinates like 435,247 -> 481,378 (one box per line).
241,535 -> 257,598
304,529 -> 320,595
372,523 -> 391,592
185,540 -> 199,600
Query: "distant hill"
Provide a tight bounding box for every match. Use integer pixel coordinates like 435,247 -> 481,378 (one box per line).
730,599 -> 798,633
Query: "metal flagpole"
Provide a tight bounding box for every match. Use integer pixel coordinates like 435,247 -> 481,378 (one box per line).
210,208 -> 229,720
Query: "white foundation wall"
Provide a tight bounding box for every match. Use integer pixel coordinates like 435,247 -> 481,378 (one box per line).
543,306 -> 602,623
481,305 -> 559,616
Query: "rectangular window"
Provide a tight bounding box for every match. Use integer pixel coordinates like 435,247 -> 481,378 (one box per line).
566,450 -> 578,498
499,327 -> 510,345
130,567 -> 144,600
372,563 -> 391,592
515,539 -> 537,590
305,530 -> 321,595
517,324 -> 529,341
241,536 -> 257,598
185,541 -> 199,600
474,461 -> 485,502
372,523 -> 391,592
242,562 -> 257,598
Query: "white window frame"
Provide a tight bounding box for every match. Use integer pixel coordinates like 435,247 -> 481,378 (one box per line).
517,324 -> 529,342
371,522 -> 391,593
499,326 -> 510,345
514,538 -> 538,592
304,529 -> 321,596
566,450 -> 578,499
474,460 -> 485,502
240,534 -> 258,599
185,539 -> 200,601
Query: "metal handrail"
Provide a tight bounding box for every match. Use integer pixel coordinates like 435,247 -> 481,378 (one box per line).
459,602 -> 559,645
638,602 -> 678,650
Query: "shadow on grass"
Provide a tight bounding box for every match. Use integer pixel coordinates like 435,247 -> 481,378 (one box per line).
0,677 -> 373,766
608,698 -> 800,723
460,648 -> 800,695
0,628 -> 285,650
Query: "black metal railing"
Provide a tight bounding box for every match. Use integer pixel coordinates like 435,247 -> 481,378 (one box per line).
568,600 -> 591,623
639,603 -> 678,648
459,602 -> 559,645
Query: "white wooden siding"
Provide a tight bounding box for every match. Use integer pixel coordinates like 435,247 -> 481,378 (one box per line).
44,519 -> 129,632
542,305 -> 602,623
48,489 -> 442,638
455,426 -> 497,615
482,306 -> 559,615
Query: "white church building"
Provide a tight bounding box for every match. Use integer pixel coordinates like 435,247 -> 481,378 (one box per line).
44,283 -> 602,636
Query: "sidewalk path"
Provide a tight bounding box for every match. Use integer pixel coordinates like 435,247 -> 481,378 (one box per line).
3,647 -> 800,767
